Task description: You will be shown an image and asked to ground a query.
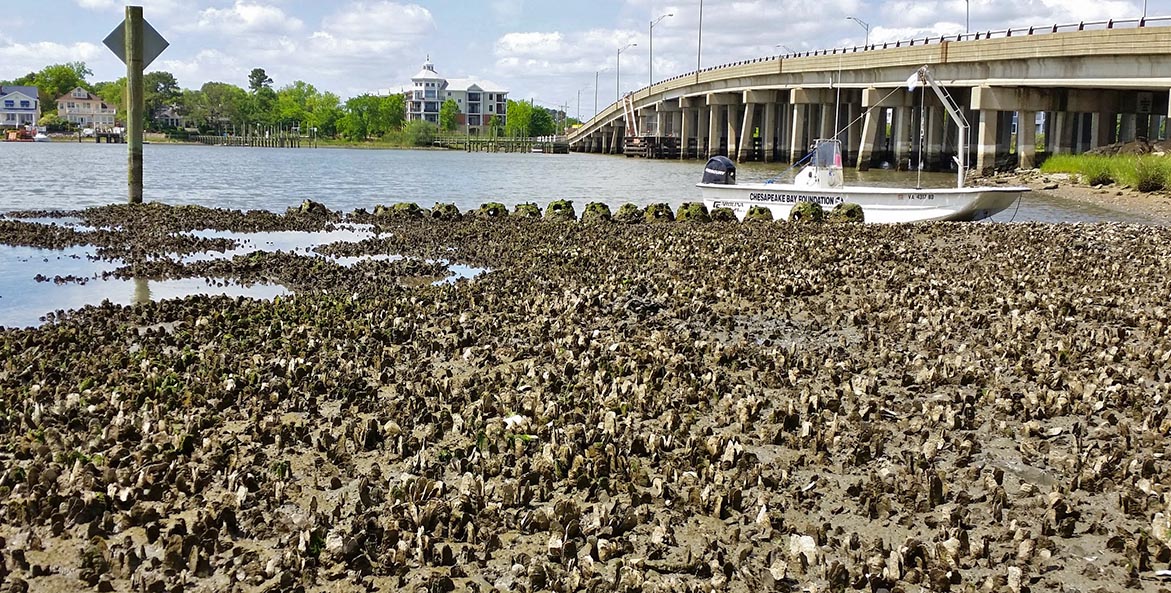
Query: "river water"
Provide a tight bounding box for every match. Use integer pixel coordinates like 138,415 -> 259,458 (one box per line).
0,141 -> 1154,223
0,142 -> 1156,328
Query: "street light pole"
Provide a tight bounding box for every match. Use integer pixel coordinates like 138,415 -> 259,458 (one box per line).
697,0 -> 704,79
617,42 -> 637,104
775,44 -> 796,55
594,71 -> 600,117
965,0 -> 970,35
650,13 -> 673,87
846,16 -> 871,47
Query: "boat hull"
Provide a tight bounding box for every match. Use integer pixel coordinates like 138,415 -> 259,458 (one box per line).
700,183 -> 1028,223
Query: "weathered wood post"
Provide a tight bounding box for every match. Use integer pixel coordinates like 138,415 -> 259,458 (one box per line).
104,6 -> 167,204
126,6 -> 144,204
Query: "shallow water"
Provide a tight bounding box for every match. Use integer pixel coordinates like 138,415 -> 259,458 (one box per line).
0,223 -> 485,329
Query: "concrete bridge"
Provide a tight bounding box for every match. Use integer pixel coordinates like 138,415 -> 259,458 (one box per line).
567,18 -> 1171,172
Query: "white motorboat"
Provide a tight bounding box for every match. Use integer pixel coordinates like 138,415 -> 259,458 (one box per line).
33,132 -> 50,143
698,65 -> 1028,223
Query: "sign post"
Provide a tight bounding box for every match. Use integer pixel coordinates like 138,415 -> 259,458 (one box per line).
104,6 -> 168,204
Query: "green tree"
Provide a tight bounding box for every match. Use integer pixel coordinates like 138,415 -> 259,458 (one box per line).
379,94 -> 405,132
275,81 -> 316,128
198,82 -> 248,132
438,98 -> 460,132
338,94 -> 381,140
32,62 -> 94,113
248,68 -> 273,93
530,107 -> 555,136
144,71 -> 180,129
308,92 -> 343,137
488,115 -> 503,137
504,100 -> 532,137
92,78 -> 127,122
404,120 -> 436,146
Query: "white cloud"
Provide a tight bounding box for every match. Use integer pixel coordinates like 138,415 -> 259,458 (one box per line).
186,1 -> 305,36
0,41 -> 104,77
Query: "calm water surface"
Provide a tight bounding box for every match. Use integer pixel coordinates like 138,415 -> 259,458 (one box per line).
0,141 -> 1153,223
0,142 -> 1155,327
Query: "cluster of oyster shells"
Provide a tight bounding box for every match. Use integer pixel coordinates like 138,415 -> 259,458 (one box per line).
1,203 -> 1170,592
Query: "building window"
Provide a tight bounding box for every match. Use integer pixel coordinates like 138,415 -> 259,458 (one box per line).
468,92 -> 481,102
4,114 -> 14,121
469,115 -> 481,125
20,100 -> 30,108
3,100 -> 12,108
488,105 -> 493,112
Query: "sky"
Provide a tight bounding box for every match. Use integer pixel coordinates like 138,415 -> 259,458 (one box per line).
0,0 -> 1159,118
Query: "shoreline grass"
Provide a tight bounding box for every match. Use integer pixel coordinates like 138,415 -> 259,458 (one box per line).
1041,153 -> 1170,192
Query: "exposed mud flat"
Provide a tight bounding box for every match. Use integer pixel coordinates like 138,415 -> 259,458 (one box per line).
2,203 -> 1171,593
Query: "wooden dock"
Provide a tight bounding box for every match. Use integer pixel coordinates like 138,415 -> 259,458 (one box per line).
434,135 -> 569,154
192,133 -> 305,148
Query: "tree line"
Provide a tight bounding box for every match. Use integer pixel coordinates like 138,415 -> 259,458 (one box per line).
2,62 -> 571,142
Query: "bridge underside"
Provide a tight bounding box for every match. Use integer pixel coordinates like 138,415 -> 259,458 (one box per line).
569,26 -> 1171,173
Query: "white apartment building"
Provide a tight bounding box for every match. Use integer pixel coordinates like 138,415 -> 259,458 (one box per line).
0,86 -> 40,128
57,87 -> 117,129
407,57 -> 507,135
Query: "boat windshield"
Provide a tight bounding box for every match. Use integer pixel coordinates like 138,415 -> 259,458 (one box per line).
812,140 -> 842,168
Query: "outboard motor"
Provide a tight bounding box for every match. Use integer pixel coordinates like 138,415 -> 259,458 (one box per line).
702,156 -> 736,185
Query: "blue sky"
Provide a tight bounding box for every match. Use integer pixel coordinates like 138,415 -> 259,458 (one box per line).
0,0 -> 1155,117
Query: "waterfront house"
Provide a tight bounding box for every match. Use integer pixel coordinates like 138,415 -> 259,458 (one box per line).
57,87 -> 117,129
0,86 -> 41,128
407,57 -> 507,135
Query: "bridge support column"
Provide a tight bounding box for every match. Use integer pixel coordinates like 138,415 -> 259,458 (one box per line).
893,107 -> 913,170
789,105 -> 806,164
1048,112 -> 1074,155
976,110 -> 1000,174
763,103 -> 777,162
738,104 -> 755,161
926,106 -> 944,170
1119,113 -> 1137,142
856,108 -> 879,170
708,105 -> 721,157
1017,110 -> 1037,169
847,103 -> 862,165
680,107 -> 690,159
1090,113 -> 1115,150
698,106 -> 711,157
819,104 -> 835,141
727,104 -> 742,160
601,130 -> 610,154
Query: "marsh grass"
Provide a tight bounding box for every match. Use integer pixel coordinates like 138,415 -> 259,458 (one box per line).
1041,154 -> 1171,192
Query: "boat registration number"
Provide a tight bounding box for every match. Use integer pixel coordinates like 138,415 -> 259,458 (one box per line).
897,193 -> 936,200
745,192 -> 843,206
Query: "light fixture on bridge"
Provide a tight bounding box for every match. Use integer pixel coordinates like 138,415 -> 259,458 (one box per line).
846,16 -> 871,48
650,13 -> 674,87
775,44 -> 797,55
617,42 -> 637,103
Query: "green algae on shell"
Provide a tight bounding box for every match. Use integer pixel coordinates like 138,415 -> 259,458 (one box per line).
545,200 -> 576,221
789,201 -> 825,223
676,202 -> 711,223
614,203 -> 644,224
430,202 -> 462,220
644,203 -> 674,223
745,205 -> 774,223
582,202 -> 612,225
828,202 -> 865,223
513,202 -> 542,218
475,202 -> 509,219
374,203 -> 425,218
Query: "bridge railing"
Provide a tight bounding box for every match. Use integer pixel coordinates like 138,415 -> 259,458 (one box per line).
571,15 -> 1170,140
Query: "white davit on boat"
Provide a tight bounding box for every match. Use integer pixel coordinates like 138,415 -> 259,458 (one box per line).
698,65 -> 1028,223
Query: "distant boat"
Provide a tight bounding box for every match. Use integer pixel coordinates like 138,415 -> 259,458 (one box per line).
33,132 -> 50,143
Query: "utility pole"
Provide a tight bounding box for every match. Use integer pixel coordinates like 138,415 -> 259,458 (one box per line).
594,71 -> 600,118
